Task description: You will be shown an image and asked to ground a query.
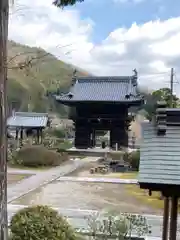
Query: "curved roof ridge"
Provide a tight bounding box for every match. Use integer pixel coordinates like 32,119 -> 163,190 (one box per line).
76,76 -> 135,83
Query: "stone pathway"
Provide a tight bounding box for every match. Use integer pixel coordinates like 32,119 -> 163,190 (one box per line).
57,176 -> 137,184
8,167 -> 38,175
8,157 -> 99,203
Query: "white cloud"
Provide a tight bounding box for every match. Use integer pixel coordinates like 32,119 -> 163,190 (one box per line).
8,0 -> 180,94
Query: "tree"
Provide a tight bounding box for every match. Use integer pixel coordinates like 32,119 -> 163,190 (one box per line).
53,0 -> 84,7
152,88 -> 179,108
0,0 -> 9,238
143,88 -> 180,121
0,1 -> 85,237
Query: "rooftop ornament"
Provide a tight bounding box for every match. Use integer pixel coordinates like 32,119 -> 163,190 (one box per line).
68,92 -> 74,99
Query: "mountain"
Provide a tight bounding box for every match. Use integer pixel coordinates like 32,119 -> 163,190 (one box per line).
7,40 -> 87,116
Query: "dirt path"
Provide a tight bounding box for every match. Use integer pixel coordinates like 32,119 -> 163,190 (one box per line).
11,160 -> 162,215
64,161 -> 163,215
8,174 -> 30,185
12,179 -> 162,215
68,162 -> 103,177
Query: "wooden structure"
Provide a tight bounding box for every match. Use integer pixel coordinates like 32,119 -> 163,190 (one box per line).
55,71 -> 144,150
7,112 -> 50,145
139,102 -> 180,240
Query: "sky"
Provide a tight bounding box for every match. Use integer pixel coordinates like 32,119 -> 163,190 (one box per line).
8,0 -> 180,93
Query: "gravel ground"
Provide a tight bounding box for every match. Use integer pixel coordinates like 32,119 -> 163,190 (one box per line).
11,176 -> 162,215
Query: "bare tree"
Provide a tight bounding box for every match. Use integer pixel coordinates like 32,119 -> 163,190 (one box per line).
0,0 -> 86,238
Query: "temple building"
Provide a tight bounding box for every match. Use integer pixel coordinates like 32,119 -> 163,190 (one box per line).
7,112 -> 50,145
55,70 -> 144,150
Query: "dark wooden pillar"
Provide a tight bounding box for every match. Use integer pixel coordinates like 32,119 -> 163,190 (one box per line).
20,127 -> 23,147
74,120 -> 91,149
110,121 -> 128,150
40,129 -> 43,144
37,129 -> 40,144
91,129 -> 96,148
162,197 -> 169,240
15,128 -> 19,140
169,196 -> 178,240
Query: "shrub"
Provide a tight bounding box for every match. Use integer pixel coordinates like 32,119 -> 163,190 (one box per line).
12,145 -> 68,167
10,205 -> 78,240
129,150 -> 140,170
58,140 -> 73,150
53,128 -> 66,138
43,138 -> 57,149
47,128 -> 66,138
80,211 -> 151,239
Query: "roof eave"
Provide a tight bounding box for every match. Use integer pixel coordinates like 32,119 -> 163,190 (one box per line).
55,98 -> 144,106
7,124 -> 47,128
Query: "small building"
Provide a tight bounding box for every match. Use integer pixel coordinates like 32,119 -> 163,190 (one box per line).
7,112 -> 50,144
55,70 -> 144,150
138,102 -> 180,240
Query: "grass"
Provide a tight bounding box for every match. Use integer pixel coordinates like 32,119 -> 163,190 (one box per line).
126,184 -> 180,211
125,184 -> 164,210
107,171 -> 138,179
119,171 -> 138,179
7,174 -> 30,185
8,164 -> 52,171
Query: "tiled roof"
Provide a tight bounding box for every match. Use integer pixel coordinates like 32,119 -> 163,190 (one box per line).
138,121 -> 180,185
7,112 -> 49,128
55,76 -> 143,103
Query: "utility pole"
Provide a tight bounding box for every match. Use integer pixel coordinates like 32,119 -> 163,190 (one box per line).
0,0 -> 9,239
170,68 -> 174,108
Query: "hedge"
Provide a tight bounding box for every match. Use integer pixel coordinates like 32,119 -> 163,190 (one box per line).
10,205 -> 78,240
12,145 -> 69,167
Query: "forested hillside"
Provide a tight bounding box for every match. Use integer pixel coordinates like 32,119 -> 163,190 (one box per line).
7,41 -> 87,115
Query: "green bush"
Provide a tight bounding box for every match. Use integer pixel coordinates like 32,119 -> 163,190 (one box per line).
82,211 -> 151,239
129,150 -> 140,170
10,205 -> 78,240
59,140 -> 72,149
53,128 -> 66,138
47,128 -> 66,138
12,145 -> 68,167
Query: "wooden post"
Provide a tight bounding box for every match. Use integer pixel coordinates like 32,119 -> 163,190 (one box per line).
37,129 -> 40,144
20,128 -> 23,147
162,197 -> 169,240
15,128 -> 19,140
40,129 -> 43,144
91,129 -> 95,148
110,129 -> 113,149
169,196 -> 178,240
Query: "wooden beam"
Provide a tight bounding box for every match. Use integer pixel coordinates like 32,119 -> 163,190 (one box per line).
169,196 -> 178,240
162,197 -> 169,240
